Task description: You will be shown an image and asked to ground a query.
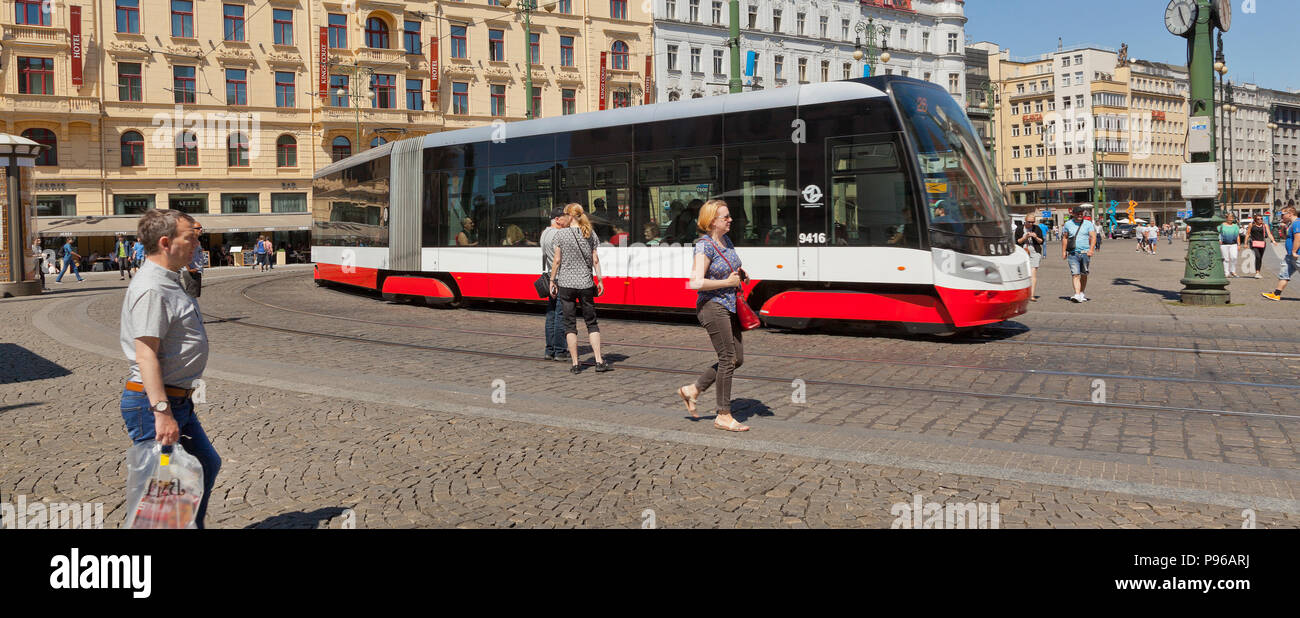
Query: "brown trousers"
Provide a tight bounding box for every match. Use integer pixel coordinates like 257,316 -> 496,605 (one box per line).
694,301 -> 744,412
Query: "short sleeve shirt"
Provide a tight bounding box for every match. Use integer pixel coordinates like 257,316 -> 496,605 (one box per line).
540,226 -> 558,274
1063,220 -> 1095,254
554,227 -> 599,289
694,235 -> 742,313
119,260 -> 209,388
1287,220 -> 1300,255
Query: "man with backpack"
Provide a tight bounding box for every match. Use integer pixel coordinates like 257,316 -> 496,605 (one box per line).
54,237 -> 84,283
1061,205 -> 1097,303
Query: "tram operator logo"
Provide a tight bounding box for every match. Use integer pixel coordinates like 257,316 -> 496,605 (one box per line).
801,184 -> 824,206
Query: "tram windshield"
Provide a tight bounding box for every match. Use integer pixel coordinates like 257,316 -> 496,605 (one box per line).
892,81 -> 1009,247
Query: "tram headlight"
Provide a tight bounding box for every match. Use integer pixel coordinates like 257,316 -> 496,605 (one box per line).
960,258 -> 1003,284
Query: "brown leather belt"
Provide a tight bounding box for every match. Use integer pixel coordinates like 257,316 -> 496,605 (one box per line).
125,381 -> 194,399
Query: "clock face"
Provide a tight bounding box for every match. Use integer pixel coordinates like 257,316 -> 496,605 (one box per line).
1165,0 -> 1196,36
1215,0 -> 1232,31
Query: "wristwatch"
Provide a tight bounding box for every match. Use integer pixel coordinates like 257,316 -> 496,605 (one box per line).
152,400 -> 170,414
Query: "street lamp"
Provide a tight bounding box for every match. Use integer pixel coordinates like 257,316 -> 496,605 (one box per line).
500,0 -> 558,119
333,67 -> 375,153
852,19 -> 890,77
1268,120 -> 1280,210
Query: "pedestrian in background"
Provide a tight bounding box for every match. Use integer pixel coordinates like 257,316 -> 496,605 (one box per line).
1061,205 -> 1096,303
679,199 -> 750,432
119,209 -> 221,528
550,203 -> 610,374
115,233 -> 131,280
182,228 -> 205,298
54,237 -> 84,283
1018,214 -> 1044,302
540,206 -> 570,361
131,237 -> 144,277
1218,213 -> 1241,277
1263,206 -> 1300,301
31,237 -> 46,290
1246,216 -> 1274,279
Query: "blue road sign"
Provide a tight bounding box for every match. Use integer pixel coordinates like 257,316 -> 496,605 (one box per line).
745,51 -> 756,76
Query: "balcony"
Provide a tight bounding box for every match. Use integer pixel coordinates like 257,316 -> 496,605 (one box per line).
0,95 -> 99,116
321,107 -> 421,126
2,23 -> 67,48
357,47 -> 408,67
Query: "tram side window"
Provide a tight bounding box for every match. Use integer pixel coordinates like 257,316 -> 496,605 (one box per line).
441,167 -> 491,247
721,144 -> 796,246
828,140 -> 918,248
560,159 -> 629,244
491,163 -> 554,246
634,152 -> 718,246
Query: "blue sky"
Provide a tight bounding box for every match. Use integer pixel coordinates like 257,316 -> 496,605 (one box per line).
965,0 -> 1299,92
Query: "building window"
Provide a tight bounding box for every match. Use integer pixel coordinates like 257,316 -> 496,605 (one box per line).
948,73 -> 959,94
171,0 -> 194,37
18,57 -> 54,95
558,0 -> 571,13
1011,124 -> 1020,137
491,84 -> 506,116
689,47 -> 700,73
666,0 -> 676,18
529,33 -> 540,64
667,44 -> 678,71
120,131 -> 145,167
450,25 -> 467,58
772,8 -> 781,31
175,131 -> 198,166
22,129 -> 57,166
223,4 -> 245,41
560,35 -> 574,66
821,60 -> 829,82
113,195 -> 154,216
689,0 -> 699,22
749,6 -> 758,29
841,18 -> 848,39
404,21 -> 421,54
713,50 -> 724,75
221,193 -> 258,213
331,136 -> 351,161
16,0 -> 49,25
612,89 -> 630,109
489,29 -> 504,61
774,55 -> 783,80
276,135 -> 297,167
531,86 -> 541,118
1011,146 -> 1019,159
226,69 -> 247,105
947,32 -> 958,54
372,74 -> 396,108
330,74 -> 349,107
173,65 -> 196,103
227,132 -> 249,167
370,137 -> 386,148
922,31 -> 930,52
271,193 -> 308,213
562,88 -> 576,115
843,62 -> 851,79
273,9 -> 293,45
117,0 -> 140,33
275,71 -> 295,108
328,14 -> 347,48
366,17 -> 390,48
452,82 -> 469,114
820,15 -> 828,38
118,63 -> 142,101
713,1 -> 722,24
611,0 -> 627,20
407,79 -> 423,110
796,12 -> 805,35
798,57 -> 807,83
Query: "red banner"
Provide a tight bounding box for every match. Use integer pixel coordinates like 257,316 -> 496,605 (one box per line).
599,52 -> 607,111
430,36 -> 439,107
70,6 -> 83,86
644,56 -> 652,104
319,27 -> 329,100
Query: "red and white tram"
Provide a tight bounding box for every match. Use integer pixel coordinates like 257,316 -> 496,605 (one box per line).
312,76 -> 1030,334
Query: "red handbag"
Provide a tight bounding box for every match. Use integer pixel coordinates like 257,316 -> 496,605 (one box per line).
705,236 -> 761,331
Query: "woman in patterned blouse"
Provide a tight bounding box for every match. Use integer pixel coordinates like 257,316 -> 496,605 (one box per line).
678,199 -> 749,432
549,203 -> 611,374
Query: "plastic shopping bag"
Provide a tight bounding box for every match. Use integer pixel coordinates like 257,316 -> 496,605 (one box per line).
122,440 -> 204,529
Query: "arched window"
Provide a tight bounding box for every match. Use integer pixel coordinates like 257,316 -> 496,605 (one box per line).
611,40 -> 629,70
227,132 -> 250,167
370,136 -> 386,148
332,136 -> 351,162
276,135 -> 297,167
668,91 -> 680,101
175,130 -> 198,166
365,17 -> 389,49
121,131 -> 144,167
21,128 -> 57,166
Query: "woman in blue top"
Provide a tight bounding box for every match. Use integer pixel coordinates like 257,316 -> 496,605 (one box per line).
677,199 -> 749,432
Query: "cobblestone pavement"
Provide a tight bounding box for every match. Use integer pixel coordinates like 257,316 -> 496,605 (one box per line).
3,249 -> 1299,529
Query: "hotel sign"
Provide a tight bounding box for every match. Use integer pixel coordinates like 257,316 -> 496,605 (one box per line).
70,7 -> 83,86
319,28 -> 329,100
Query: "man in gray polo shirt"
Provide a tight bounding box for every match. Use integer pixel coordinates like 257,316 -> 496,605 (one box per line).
119,209 -> 221,528
540,207 -> 571,361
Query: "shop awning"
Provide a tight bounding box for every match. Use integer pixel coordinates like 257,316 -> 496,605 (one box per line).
38,214 -> 314,237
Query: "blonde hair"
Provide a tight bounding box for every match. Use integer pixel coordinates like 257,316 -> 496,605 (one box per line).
696,199 -> 728,234
565,203 -> 593,238
504,224 -> 525,245
1283,206 -> 1298,217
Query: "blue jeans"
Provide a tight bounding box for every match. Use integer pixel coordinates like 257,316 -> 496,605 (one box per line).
545,295 -> 566,355
1067,253 -> 1091,275
55,257 -> 82,282
120,388 -> 221,529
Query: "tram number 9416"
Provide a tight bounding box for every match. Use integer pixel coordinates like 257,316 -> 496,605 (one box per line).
798,233 -> 827,244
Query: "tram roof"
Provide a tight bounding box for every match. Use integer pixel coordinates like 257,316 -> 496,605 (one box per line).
315,78 -> 893,179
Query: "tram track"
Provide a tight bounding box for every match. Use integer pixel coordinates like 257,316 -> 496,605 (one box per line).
197,275 -> 1300,423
